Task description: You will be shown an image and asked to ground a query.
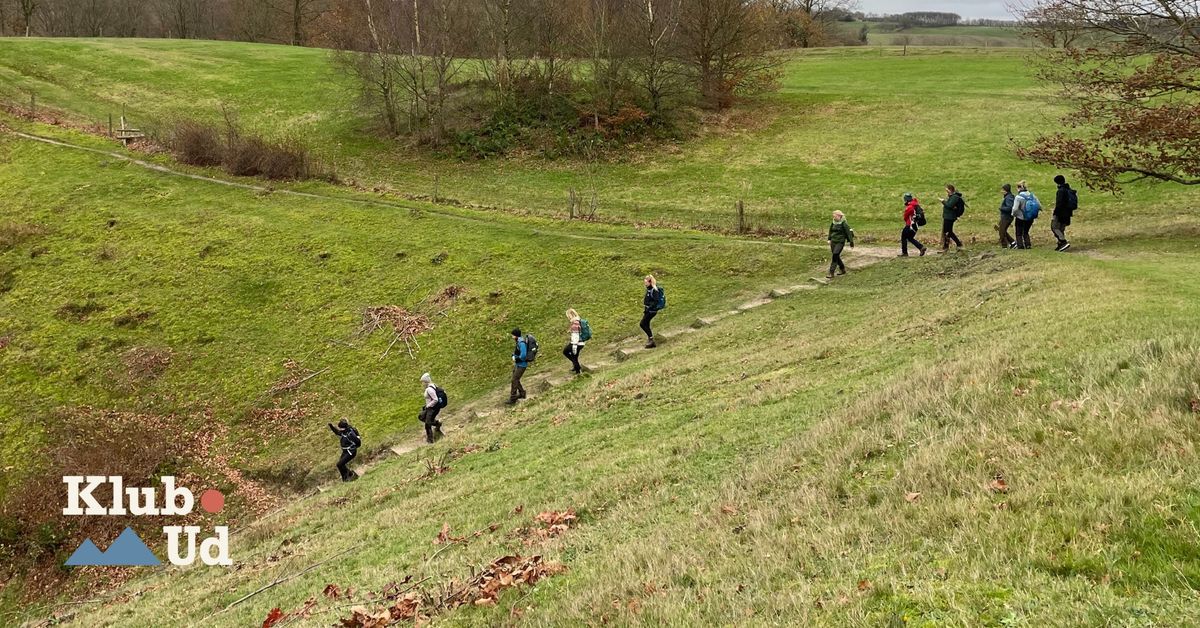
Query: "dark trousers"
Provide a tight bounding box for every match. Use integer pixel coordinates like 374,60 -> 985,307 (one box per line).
828,241 -> 846,275
1051,217 -> 1069,246
510,365 -> 527,401
998,214 -> 1014,248
941,219 -> 962,249
901,226 -> 924,255
420,406 -> 442,441
1015,219 -> 1032,249
562,343 -> 583,372
336,448 -> 357,481
640,309 -> 657,340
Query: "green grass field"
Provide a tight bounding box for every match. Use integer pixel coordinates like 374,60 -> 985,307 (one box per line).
3,39 -> 1196,236
2,37 -> 1200,626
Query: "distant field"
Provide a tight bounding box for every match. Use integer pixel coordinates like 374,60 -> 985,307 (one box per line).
2,39 -> 1196,237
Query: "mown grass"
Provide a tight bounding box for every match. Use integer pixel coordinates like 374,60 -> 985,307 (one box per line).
29,220 -> 1200,627
2,39 -> 1198,235
0,130 -> 821,503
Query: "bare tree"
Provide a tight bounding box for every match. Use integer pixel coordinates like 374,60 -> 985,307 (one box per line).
1017,0 -> 1086,48
676,0 -> 778,109
768,0 -> 857,48
270,0 -> 328,45
20,0 -> 35,35
627,0 -> 684,119
1017,0 -> 1200,188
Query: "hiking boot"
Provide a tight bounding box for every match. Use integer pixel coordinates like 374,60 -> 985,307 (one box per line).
919,247 -> 927,257
825,272 -> 834,279
518,390 -> 527,399
434,427 -> 445,441
836,268 -> 846,275
645,340 -> 657,349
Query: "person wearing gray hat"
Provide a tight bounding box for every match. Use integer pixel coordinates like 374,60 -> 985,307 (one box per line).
419,372 -> 445,443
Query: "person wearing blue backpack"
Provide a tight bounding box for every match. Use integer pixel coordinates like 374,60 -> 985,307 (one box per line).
1052,174 -> 1077,252
419,372 -> 446,443
507,328 -> 536,405
1012,180 -> 1039,250
641,275 -> 665,349
562,309 -> 590,374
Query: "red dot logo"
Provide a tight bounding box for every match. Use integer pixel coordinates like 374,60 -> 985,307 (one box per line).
199,489 -> 225,514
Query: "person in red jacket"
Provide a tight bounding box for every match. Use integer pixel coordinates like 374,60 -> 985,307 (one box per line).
900,193 -> 927,257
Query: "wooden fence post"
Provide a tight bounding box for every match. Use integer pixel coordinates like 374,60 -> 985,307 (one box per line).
569,188 -> 577,219
736,199 -> 746,234
433,174 -> 440,203
108,113 -> 114,137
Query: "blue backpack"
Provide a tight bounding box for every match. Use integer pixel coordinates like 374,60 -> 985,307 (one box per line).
655,287 -> 667,311
579,319 -> 593,343
1022,192 -> 1041,220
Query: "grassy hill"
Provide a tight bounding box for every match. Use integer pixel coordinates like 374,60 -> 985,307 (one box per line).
2,37 -> 1200,626
2,39 -> 1196,236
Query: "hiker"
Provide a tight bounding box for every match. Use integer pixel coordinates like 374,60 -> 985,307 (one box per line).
998,184 -> 1016,249
1052,174 -> 1076,252
938,184 -> 966,252
562,309 -> 589,375
641,275 -> 664,349
1012,180 -> 1038,250
900,193 -> 927,257
419,372 -> 446,444
827,210 -> 854,277
327,419 -> 361,482
507,328 -> 531,405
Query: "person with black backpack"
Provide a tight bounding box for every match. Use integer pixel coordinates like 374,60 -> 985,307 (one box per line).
641,275 -> 665,349
938,184 -> 966,252
327,419 -> 361,482
900,193 -> 927,257
419,372 -> 446,443
507,328 -> 536,405
562,308 -> 590,375
1051,174 -> 1076,252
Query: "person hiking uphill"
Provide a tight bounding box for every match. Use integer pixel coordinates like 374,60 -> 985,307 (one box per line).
1012,180 -> 1039,250
327,419 -> 361,482
419,372 -> 446,444
641,275 -> 665,349
562,309 -> 590,375
1051,174 -> 1076,252
900,193 -> 927,257
827,210 -> 854,278
998,184 -> 1016,249
507,328 -> 535,405
938,184 -> 966,252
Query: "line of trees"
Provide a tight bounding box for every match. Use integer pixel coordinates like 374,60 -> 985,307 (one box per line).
323,0 -> 865,155
0,0 -> 332,43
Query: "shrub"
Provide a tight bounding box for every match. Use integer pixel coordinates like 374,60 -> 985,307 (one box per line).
169,120 -> 224,167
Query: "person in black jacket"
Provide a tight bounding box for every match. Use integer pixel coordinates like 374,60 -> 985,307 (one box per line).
998,184 -> 1015,249
641,275 -> 662,349
1051,174 -> 1074,252
328,419 -> 361,482
939,184 -> 965,252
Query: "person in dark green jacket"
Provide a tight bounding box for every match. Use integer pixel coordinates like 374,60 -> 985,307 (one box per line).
826,210 -> 854,279
938,184 -> 966,252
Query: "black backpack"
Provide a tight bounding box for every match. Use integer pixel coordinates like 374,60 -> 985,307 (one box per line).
914,204 -> 928,227
954,195 -> 967,218
346,427 -> 362,449
523,334 -> 539,362
1067,187 -> 1079,212
434,386 -> 448,409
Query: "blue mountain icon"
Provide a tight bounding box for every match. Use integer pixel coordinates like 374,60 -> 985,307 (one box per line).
65,527 -> 161,567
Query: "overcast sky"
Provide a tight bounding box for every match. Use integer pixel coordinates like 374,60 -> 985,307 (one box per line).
858,1 -> 1015,19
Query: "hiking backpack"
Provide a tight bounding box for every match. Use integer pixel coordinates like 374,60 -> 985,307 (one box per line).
523,334 -> 540,362
434,386 -> 448,409
1023,193 -> 1042,220
1066,187 -> 1079,212
346,427 -> 362,449
914,204 -> 928,227
579,319 -> 593,343
655,287 -> 667,311
954,195 -> 967,218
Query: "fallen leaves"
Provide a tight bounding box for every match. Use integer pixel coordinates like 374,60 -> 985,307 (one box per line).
517,509 -> 578,545
720,504 -> 739,515
988,477 -> 1009,493
444,555 -> 567,609
904,492 -> 921,503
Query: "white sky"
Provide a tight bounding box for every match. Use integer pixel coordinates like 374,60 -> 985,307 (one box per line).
857,1 -> 1016,20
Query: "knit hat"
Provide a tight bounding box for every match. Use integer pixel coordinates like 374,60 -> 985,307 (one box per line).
1054,175 -> 1066,185
420,372 -> 432,383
